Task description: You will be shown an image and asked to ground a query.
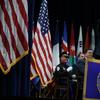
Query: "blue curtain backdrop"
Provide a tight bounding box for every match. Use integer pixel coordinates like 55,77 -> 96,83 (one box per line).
0,0 -> 35,96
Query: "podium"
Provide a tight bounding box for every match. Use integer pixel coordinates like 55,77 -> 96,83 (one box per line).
38,75 -> 81,99
53,76 -> 70,99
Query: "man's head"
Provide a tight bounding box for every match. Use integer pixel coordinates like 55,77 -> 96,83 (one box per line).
78,52 -> 85,60
60,51 -> 69,63
85,49 -> 93,59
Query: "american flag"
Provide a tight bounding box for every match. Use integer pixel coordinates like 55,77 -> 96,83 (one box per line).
30,0 -> 53,86
30,29 -> 38,80
0,0 -> 29,74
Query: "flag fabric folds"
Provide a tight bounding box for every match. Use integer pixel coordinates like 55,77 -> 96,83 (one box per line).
69,24 -> 76,65
30,24 -> 38,80
84,27 -> 90,52
83,58 -> 100,100
31,0 -> 53,86
30,52 -> 38,80
90,28 -> 95,51
52,20 -> 60,71
61,21 -> 68,52
0,0 -> 29,74
77,25 -> 83,55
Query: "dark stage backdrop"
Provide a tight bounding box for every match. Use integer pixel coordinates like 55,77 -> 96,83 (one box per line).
34,0 -> 100,53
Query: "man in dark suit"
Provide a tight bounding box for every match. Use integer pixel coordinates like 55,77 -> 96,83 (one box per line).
53,51 -> 77,99
54,51 -> 76,78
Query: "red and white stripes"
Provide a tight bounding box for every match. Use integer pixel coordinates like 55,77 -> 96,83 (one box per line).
31,23 -> 53,86
0,0 -> 29,74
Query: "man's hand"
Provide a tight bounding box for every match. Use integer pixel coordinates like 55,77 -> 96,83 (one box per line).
72,74 -> 76,78
67,66 -> 73,72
